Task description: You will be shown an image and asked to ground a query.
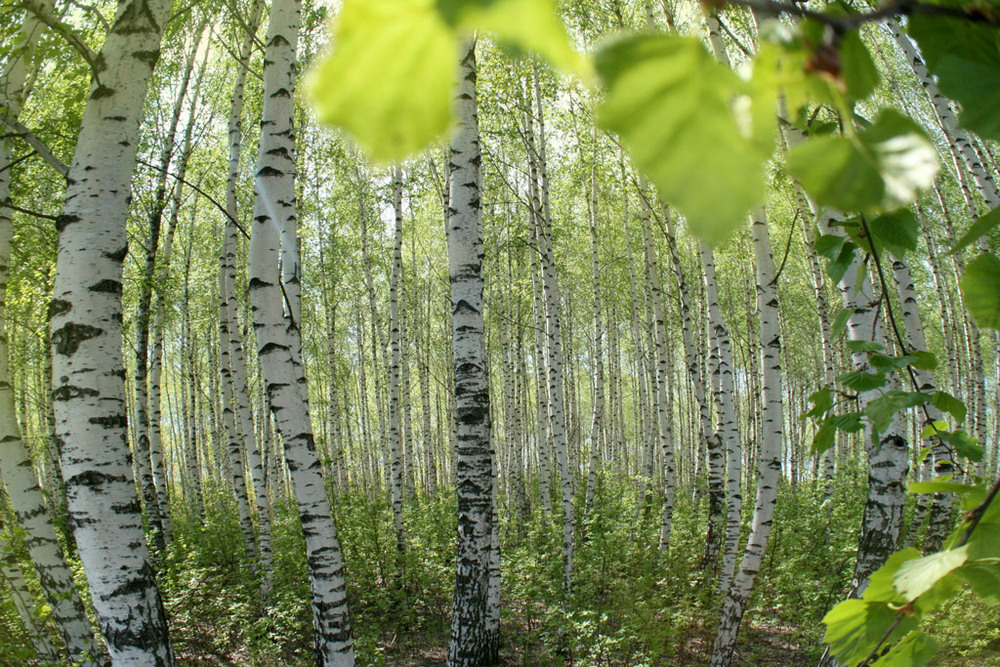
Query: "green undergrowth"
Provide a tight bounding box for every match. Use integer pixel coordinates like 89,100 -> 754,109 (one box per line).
4,470 -> 998,665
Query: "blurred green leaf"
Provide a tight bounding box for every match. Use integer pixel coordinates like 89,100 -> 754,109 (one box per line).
596,34 -> 769,244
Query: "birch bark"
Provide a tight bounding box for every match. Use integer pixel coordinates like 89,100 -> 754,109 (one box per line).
49,0 -> 176,661
709,208 -> 784,666
446,40 -> 499,667
0,2 -> 99,662
249,0 -> 353,659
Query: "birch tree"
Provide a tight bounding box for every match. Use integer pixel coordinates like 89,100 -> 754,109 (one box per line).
249,0 -> 354,659
48,0 -> 176,660
446,39 -> 500,667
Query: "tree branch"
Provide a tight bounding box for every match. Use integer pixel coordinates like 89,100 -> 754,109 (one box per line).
19,0 -> 102,76
723,0 -> 997,33
0,117 -> 69,177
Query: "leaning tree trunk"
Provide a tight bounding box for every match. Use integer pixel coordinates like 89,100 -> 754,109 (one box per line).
249,0 -> 354,660
48,0 -> 176,661
446,40 -> 500,667
891,255 -> 953,553
709,208 -> 784,666
0,1 -> 100,663
132,25 -> 203,555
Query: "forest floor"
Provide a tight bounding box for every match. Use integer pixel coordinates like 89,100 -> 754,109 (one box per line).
377,618 -> 814,666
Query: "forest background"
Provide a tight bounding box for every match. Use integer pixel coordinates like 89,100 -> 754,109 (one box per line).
2,0 -> 1000,664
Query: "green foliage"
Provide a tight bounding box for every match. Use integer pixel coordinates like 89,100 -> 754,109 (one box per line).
908,16 -> 1000,141
309,0 -> 582,162
961,252 -> 1000,329
787,111 -> 938,214
595,34 -> 770,244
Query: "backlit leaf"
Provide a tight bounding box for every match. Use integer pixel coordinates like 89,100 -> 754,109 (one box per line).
309,0 -> 456,162
870,631 -> 938,667
894,546 -> 968,602
961,253 -> 1000,330
788,111 -> 937,213
596,34 -> 768,244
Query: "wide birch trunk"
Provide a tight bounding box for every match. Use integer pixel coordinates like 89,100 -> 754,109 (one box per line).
49,0 -> 176,661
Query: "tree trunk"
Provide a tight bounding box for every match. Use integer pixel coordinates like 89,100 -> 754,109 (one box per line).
709,208 -> 784,666
49,0 -> 176,661
249,0 -> 354,659
446,40 -> 499,667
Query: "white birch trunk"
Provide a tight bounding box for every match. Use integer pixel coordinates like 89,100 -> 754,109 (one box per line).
218,0 -> 265,572
584,160 -> 604,517
249,0 -> 353,659
388,165 -> 407,558
638,193 -> 676,550
530,67 -> 575,594
0,3 -> 100,663
49,0 -> 175,661
891,255 -> 953,553
446,40 -> 499,667
702,244 -> 742,596
709,208 -> 784,666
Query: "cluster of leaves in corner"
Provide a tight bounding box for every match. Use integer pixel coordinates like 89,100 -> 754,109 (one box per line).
821,478 -> 1000,667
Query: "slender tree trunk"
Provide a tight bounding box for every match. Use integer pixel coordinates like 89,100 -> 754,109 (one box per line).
388,165 -> 407,561
702,244 -> 742,596
219,0 -> 265,573
249,0 -> 354,659
446,40 -> 499,667
709,208 -> 784,666
584,159 -> 605,518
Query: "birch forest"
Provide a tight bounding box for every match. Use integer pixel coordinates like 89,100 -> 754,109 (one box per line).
2,0 -> 1000,664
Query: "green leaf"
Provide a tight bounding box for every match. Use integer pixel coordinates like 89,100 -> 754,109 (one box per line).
839,28 -> 880,102
868,353 -> 918,372
950,205 -> 1000,256
956,561 -> 1000,605
909,479 -> 975,495
864,548 -> 921,603
788,110 -> 938,213
870,631 -> 938,667
910,350 -> 937,371
823,599 -> 915,665
865,391 -> 928,436
309,0 -> 456,162
788,134 -> 880,212
837,370 -> 886,393
595,34 -> 769,244
830,412 -> 865,433
812,418 -> 836,455
938,429 -> 982,463
452,0 -> 587,74
965,519 -> 1000,561
846,340 -> 884,353
815,233 -> 847,259
961,253 -> 1000,330
805,386 -> 833,419
831,307 -> 853,335
909,17 -> 1000,141
869,209 -> 919,257
919,420 -> 948,439
826,241 -> 858,284
930,390 -> 966,423
894,546 -> 969,601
